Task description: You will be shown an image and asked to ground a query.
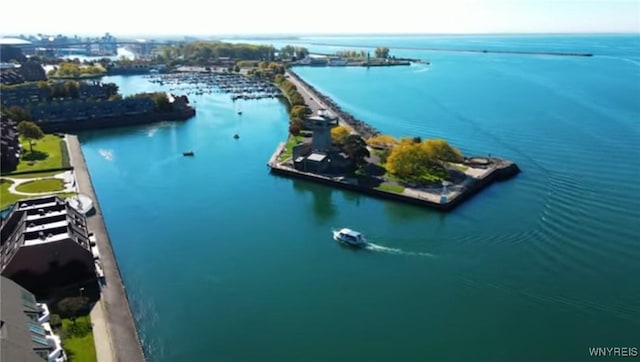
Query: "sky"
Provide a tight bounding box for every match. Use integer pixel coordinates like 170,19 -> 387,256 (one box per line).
1,0 -> 638,37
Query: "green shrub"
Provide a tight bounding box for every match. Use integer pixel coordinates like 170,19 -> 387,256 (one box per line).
60,140 -> 70,168
50,314 -> 62,328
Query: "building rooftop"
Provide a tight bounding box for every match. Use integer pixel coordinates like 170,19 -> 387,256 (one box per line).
1,195 -> 91,271
0,38 -> 31,46
307,153 -> 327,162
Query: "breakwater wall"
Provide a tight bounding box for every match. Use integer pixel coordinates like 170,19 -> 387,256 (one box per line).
307,42 -> 594,57
37,109 -> 195,133
269,160 -> 519,212
286,70 -> 381,139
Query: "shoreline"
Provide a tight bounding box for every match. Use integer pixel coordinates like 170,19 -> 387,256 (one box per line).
38,110 -> 195,133
66,135 -> 146,362
268,155 -> 520,212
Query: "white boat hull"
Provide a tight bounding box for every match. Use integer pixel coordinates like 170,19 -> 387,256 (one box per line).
332,230 -> 367,248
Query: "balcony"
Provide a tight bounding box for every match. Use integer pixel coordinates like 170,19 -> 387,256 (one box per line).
37,302 -> 50,324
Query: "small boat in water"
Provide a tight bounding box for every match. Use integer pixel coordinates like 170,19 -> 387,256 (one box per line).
332,228 -> 367,248
233,134 -> 239,139
183,151 -> 194,156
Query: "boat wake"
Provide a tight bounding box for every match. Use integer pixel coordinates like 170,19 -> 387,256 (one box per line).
98,149 -> 113,161
365,242 -> 435,257
332,228 -> 435,257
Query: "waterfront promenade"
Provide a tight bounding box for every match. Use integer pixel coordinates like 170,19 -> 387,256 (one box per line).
66,135 -> 145,362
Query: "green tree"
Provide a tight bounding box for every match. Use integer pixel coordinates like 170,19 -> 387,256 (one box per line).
17,121 -> 44,153
367,134 -> 398,149
6,106 -> 32,122
36,81 -> 53,98
289,119 -> 303,135
422,139 -> 464,163
375,47 -> 390,59
103,82 -> 119,98
63,80 -> 80,98
290,105 -> 308,119
342,134 -> 370,168
386,141 -> 448,183
331,126 -> 350,145
151,93 -> 172,112
56,296 -> 90,323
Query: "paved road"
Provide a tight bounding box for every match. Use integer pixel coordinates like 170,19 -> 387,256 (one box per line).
67,135 -> 145,362
285,70 -> 355,133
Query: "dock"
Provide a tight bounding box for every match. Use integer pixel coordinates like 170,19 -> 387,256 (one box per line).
66,135 -> 145,362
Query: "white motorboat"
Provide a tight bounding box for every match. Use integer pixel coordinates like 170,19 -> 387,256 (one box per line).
332,228 -> 367,248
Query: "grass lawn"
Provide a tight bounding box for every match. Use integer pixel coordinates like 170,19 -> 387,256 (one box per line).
278,135 -> 303,161
448,162 -> 469,172
11,135 -> 65,174
0,179 -> 22,210
1,177 -> 75,210
14,178 -> 65,193
59,316 -> 97,362
375,183 -> 405,193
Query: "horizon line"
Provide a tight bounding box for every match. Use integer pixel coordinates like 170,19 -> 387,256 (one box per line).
1,30 -> 638,38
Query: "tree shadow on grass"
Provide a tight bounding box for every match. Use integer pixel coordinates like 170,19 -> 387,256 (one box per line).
22,150 -> 49,162
357,175 -> 384,188
363,163 -> 386,177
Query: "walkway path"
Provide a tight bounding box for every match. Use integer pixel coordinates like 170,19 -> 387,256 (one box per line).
66,135 -> 145,362
90,300 -> 115,362
284,70 -> 356,133
2,171 -> 76,196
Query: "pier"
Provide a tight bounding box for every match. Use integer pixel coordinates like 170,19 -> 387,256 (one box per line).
66,135 -> 145,362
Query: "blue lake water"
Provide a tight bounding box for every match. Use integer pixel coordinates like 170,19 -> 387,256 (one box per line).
79,34 -> 640,362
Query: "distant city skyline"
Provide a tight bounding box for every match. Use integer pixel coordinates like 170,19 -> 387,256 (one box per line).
1,0 -> 639,37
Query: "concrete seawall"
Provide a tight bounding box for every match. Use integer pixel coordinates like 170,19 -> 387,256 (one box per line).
269,161 -> 520,212
66,135 -> 145,362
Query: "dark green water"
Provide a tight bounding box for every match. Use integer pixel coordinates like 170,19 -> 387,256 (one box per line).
80,35 -> 640,362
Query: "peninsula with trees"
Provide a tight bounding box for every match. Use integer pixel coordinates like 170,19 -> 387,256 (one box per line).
267,69 -> 520,211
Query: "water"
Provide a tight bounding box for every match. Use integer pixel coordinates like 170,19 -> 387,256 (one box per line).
79,35 -> 640,362
62,47 -> 136,62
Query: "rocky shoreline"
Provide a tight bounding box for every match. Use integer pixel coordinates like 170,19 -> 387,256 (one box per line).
286,70 -> 381,139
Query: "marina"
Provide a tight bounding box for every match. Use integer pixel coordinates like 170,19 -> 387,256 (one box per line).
145,71 -> 282,100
